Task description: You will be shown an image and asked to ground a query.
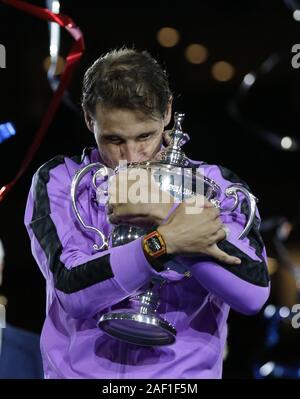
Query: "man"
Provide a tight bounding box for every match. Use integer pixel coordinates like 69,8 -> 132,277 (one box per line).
24,48 -> 270,379
0,239 -> 43,379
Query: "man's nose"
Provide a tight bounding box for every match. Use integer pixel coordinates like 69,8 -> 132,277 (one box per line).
122,143 -> 141,163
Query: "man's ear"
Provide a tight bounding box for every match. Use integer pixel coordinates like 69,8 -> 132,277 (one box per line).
163,97 -> 173,128
84,110 -> 95,133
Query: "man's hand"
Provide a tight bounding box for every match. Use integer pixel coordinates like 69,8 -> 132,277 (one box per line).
107,168 -> 175,228
157,200 -> 241,266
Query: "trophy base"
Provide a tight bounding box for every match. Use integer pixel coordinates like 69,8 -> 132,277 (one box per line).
97,309 -> 176,346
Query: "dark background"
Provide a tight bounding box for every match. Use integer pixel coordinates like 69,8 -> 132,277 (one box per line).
0,0 -> 299,378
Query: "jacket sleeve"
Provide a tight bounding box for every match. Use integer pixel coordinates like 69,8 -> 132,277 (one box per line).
24,156 -> 159,320
178,164 -> 270,315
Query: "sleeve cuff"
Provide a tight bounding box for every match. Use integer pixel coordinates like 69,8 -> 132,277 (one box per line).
109,237 -> 160,294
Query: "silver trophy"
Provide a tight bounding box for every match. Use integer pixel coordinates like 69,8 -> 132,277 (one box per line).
71,112 -> 258,346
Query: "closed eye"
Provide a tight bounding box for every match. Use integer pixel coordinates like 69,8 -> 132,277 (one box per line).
137,132 -> 156,141
102,130 -> 156,144
102,135 -> 125,144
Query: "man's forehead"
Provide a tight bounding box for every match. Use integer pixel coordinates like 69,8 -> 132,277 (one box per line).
94,104 -> 160,126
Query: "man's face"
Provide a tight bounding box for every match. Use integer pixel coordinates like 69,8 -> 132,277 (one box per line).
86,103 -> 171,169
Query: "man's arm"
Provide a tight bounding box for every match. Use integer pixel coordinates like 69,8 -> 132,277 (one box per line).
159,164 -> 270,315
177,206 -> 270,315
24,157 -> 160,320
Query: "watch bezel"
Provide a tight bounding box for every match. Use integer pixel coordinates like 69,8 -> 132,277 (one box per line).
143,230 -> 166,258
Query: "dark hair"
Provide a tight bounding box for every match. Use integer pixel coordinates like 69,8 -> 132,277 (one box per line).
81,47 -> 172,119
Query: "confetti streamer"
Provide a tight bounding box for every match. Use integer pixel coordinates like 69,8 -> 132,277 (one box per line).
0,0 -> 85,202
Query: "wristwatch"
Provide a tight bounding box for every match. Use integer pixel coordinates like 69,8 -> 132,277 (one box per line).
142,229 -> 171,272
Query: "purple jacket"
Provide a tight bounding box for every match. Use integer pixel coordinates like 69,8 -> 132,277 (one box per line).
24,147 -> 269,379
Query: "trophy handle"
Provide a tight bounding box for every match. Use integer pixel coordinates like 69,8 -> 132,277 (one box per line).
221,183 -> 258,240
71,162 -> 109,251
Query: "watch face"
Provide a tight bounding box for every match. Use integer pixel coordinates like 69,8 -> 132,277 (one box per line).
147,235 -> 162,253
